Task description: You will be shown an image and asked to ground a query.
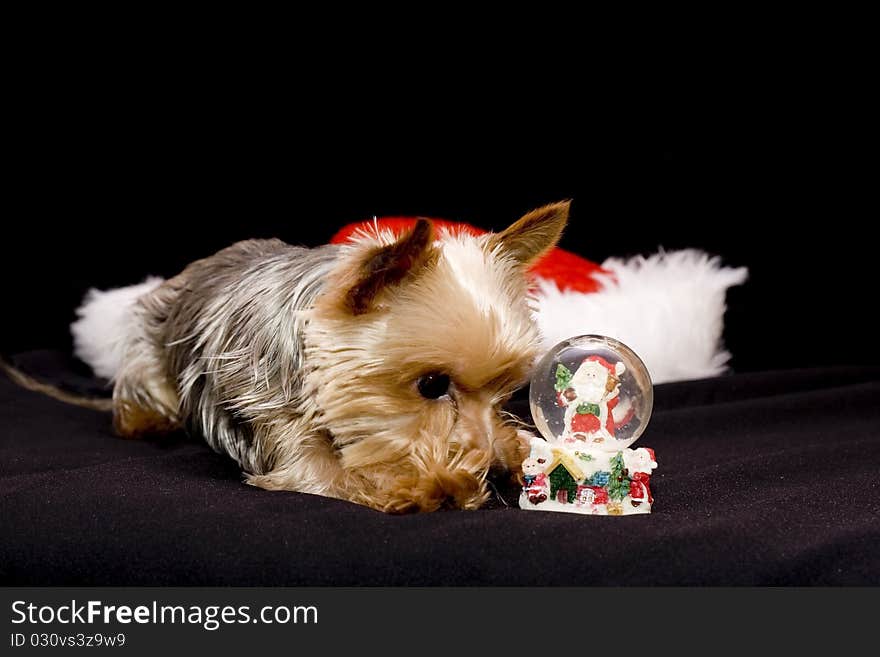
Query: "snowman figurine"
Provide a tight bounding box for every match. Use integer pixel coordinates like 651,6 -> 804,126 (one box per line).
521,457 -> 549,505
555,355 -> 631,445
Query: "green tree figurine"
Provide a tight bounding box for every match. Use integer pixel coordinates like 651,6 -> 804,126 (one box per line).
607,452 -> 631,501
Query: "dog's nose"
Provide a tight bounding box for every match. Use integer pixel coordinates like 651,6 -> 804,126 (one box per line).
434,473 -> 488,511
441,494 -> 460,509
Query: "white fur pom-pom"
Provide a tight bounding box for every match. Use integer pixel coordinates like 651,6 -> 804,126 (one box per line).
533,250 -> 748,384
70,277 -> 165,380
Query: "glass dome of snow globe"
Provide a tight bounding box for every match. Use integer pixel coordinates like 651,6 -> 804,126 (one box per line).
529,335 -> 653,451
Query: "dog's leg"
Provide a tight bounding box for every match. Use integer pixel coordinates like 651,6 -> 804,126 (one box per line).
494,427 -> 533,487
113,358 -> 180,437
245,420 -> 342,498
112,282 -> 182,438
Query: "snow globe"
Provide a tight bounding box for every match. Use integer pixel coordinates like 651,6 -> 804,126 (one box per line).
520,335 -> 658,516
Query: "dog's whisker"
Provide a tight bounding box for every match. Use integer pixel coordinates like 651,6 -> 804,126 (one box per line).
487,479 -> 511,507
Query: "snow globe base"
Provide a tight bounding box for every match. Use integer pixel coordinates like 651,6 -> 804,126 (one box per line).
519,440 -> 657,516
521,335 -> 658,517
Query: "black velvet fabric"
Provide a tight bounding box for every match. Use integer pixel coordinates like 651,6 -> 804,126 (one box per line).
2,351 -> 878,585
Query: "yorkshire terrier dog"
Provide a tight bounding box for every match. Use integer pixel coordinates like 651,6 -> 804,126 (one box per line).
67,201 -> 569,512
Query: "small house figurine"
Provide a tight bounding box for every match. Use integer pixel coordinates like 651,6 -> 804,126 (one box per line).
521,335 -> 658,516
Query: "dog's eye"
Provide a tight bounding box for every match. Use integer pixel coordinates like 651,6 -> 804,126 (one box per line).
417,372 -> 450,399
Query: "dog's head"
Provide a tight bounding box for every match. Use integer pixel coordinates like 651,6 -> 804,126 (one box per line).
306,201 -> 569,512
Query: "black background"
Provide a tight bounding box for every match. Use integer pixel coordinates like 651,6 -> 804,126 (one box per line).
2,60 -> 875,373
2,31 -> 879,599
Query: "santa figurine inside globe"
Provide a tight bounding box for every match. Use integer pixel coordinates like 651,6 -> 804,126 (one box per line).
521,335 -> 658,516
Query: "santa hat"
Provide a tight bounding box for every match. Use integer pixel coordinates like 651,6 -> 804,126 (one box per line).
330,217 -> 747,384
583,355 -> 625,378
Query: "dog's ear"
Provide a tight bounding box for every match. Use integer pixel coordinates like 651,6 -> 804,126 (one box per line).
341,219 -> 435,315
488,200 -> 570,265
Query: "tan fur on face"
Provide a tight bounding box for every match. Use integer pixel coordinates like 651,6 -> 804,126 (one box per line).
299,224 -> 553,512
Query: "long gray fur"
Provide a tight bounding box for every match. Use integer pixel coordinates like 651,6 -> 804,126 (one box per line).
146,239 -> 340,472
